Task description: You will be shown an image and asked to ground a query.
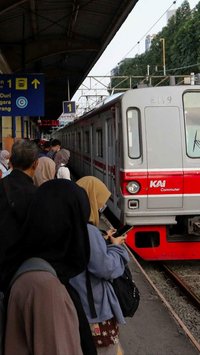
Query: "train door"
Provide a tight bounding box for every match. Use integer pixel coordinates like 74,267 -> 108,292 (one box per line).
105,118 -> 115,199
145,106 -> 183,209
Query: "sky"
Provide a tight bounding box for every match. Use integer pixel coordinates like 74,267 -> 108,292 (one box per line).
72,0 -> 200,110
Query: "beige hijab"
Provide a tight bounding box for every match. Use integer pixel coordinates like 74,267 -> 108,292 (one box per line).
76,176 -> 111,226
33,157 -> 56,187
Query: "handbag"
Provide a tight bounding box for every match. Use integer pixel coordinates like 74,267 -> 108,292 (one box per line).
110,265 -> 140,317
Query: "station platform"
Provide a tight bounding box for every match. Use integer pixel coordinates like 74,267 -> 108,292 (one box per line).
99,217 -> 199,355
119,257 -> 199,355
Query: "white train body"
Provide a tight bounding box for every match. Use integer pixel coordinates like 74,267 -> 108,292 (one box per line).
53,86 -> 200,260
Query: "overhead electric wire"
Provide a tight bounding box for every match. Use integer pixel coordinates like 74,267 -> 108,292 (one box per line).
78,0 -> 197,111
166,62 -> 200,72
110,0 -> 198,75
86,1 -> 178,95
120,1 -> 177,60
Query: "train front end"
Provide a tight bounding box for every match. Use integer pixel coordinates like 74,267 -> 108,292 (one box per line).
119,86 -> 200,260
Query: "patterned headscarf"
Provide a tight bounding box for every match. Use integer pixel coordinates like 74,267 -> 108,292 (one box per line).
0,150 -> 10,169
76,176 -> 111,226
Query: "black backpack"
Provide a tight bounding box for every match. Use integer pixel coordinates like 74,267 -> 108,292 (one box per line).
0,257 -> 57,355
86,256 -> 140,319
109,265 -> 140,317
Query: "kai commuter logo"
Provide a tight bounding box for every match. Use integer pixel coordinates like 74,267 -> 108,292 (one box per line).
150,180 -> 166,188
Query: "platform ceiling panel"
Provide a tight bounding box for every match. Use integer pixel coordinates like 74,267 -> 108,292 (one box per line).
0,0 -> 138,120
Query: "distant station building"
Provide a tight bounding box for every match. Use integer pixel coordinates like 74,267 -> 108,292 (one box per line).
145,8 -> 176,53
167,9 -> 176,22
145,34 -> 156,52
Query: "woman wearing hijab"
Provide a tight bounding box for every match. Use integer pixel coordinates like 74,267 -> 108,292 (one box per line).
57,165 -> 71,180
71,176 -> 129,355
4,179 -> 97,355
54,148 -> 70,173
0,150 -> 11,178
33,156 -> 56,186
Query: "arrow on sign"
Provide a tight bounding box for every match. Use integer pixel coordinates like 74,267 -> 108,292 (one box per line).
31,79 -> 40,89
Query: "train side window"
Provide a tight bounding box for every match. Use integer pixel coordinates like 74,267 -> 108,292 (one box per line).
96,129 -> 103,157
127,108 -> 141,158
66,133 -> 70,147
72,133 -> 75,150
68,132 -> 71,147
184,92 -> 200,158
77,132 -> 81,151
84,131 -> 90,153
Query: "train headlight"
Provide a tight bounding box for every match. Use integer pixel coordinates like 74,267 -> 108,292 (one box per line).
126,181 -> 140,194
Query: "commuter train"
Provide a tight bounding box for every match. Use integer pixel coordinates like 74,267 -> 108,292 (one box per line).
53,86 -> 200,260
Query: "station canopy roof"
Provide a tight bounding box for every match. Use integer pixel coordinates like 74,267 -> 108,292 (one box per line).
0,0 -> 138,121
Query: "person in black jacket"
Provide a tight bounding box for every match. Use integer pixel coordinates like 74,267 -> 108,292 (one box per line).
0,139 -> 39,291
5,179 -> 97,355
1,141 -> 97,355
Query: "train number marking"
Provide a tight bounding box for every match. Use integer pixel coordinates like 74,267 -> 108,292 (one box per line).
151,96 -> 172,105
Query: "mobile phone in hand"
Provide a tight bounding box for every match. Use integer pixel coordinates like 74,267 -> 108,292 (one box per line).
112,225 -> 133,237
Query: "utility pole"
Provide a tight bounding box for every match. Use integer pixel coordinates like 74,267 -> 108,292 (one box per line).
160,38 -> 166,76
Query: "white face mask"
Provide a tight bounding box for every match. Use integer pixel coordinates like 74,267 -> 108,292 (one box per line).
5,159 -> 9,164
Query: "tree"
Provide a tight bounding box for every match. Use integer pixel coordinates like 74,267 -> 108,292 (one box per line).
109,0 -> 200,91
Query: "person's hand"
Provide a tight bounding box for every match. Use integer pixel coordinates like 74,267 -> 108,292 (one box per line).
106,228 -> 117,238
110,234 -> 127,245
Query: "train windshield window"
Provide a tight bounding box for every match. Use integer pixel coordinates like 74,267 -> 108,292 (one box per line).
184,92 -> 200,158
127,109 -> 140,158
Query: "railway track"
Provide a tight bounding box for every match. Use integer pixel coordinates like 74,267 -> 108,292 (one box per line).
128,255 -> 200,353
162,262 -> 200,311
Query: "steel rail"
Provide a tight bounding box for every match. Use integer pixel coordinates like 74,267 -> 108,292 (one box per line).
162,264 -> 200,311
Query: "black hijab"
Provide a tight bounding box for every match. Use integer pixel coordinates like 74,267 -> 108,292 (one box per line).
3,179 -> 97,355
21,179 -> 91,281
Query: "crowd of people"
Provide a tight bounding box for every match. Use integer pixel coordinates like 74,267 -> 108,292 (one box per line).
0,138 -> 130,355
0,138 -> 71,184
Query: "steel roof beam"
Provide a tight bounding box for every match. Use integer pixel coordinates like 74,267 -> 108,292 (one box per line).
0,0 -> 27,15
29,0 -> 38,37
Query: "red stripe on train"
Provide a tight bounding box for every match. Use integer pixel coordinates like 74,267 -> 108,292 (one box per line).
70,150 -> 200,196
120,170 -> 200,195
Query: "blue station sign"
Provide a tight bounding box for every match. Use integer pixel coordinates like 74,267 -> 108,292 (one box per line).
0,74 -> 44,116
63,100 -> 76,114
